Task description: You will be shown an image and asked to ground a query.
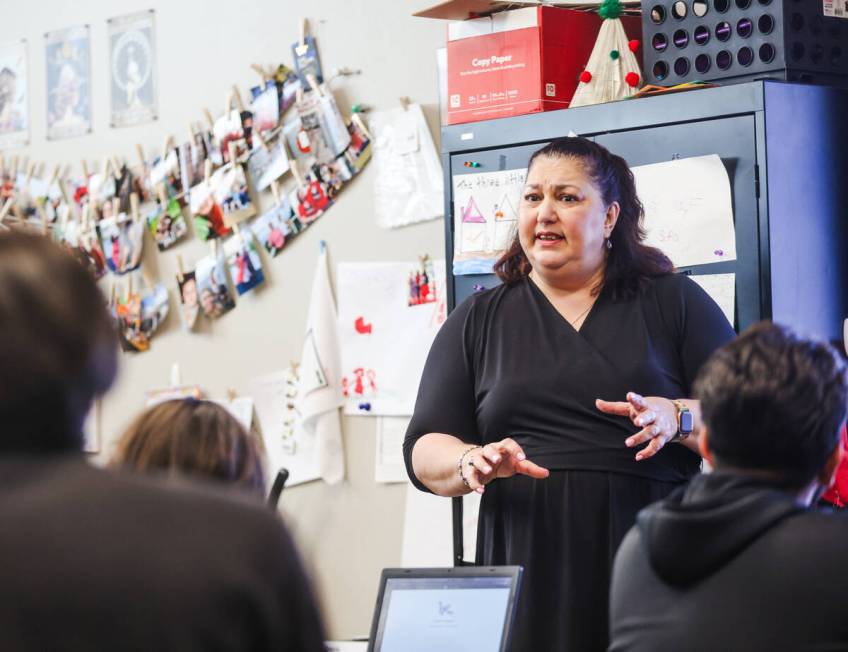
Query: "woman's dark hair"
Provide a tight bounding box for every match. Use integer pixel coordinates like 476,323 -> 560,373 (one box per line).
694,321 -> 847,488
493,137 -> 673,298
113,399 -> 266,496
0,231 -> 117,453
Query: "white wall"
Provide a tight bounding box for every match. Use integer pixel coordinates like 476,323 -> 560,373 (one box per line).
3,0 -> 447,638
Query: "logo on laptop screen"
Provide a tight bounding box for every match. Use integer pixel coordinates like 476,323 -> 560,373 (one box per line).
438,601 -> 454,616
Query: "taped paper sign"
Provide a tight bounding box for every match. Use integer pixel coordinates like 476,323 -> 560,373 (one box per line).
453,168 -> 525,275
631,155 -> 736,269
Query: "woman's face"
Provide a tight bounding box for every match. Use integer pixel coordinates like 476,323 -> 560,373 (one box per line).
518,155 -> 619,282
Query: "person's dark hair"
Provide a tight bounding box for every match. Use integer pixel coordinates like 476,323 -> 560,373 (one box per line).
694,321 -> 847,488
493,137 -> 673,298
113,399 -> 266,496
0,231 -> 117,454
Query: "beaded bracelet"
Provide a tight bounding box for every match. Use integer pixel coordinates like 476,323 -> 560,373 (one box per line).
457,445 -> 482,489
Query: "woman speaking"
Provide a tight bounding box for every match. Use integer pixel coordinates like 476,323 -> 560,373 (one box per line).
404,138 -> 734,650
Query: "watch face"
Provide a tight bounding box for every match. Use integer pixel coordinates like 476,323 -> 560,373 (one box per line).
680,410 -> 694,434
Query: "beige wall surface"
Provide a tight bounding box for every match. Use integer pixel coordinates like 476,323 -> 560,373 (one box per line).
3,0 -> 447,638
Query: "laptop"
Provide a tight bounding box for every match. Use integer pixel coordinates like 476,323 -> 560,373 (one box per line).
366,566 -> 523,652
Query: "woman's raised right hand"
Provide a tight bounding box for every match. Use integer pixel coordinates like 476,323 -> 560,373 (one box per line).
463,438 -> 550,494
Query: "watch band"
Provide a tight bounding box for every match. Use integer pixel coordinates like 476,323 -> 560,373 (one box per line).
673,400 -> 693,440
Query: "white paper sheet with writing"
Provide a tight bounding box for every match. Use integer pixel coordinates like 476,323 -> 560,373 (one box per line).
452,168 -> 526,275
690,273 -> 736,327
631,155 -> 736,268
401,483 -> 481,566
249,369 -> 320,487
375,417 -> 409,483
337,260 -> 447,416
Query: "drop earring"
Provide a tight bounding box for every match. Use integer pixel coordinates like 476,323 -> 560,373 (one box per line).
605,238 -> 612,250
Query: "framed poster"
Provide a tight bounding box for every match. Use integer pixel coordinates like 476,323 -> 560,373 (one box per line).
45,25 -> 91,140
0,40 -> 28,149
108,10 -> 157,127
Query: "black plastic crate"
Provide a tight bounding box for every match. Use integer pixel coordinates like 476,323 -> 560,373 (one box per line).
642,0 -> 848,86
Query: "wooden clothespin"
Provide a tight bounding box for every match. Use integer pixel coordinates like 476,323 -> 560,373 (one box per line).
24,162 -> 35,185
202,108 -> 215,131
129,192 -> 140,221
231,85 -> 245,113
253,127 -> 268,151
210,238 -> 219,259
156,183 -> 167,206
48,164 -> 61,187
270,180 -> 282,207
112,197 -> 121,219
101,157 -> 112,178
162,135 -> 175,160
81,159 -> 90,179
204,159 -> 212,183
250,63 -> 271,84
111,155 -> 123,177
296,18 -> 309,56
399,96 -> 411,111
36,162 -> 45,179
0,155 -> 5,178
176,254 -> 185,283
187,121 -> 196,142
135,144 -> 146,169
0,197 -> 15,223
226,388 -> 238,402
10,155 -> 18,178
227,141 -> 238,167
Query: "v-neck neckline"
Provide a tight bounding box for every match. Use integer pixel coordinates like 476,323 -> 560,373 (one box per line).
526,275 -> 603,335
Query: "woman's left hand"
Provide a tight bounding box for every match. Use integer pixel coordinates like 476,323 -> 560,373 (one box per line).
595,392 -> 678,461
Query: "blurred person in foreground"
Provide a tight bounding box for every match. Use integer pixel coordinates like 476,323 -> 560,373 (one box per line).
0,231 -> 325,652
609,321 -> 848,651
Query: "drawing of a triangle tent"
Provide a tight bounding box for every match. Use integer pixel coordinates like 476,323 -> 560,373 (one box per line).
461,196 -> 486,223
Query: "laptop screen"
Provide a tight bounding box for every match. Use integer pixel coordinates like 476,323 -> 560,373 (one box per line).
368,567 -> 522,652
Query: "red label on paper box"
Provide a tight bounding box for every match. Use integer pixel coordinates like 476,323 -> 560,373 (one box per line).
446,7 -> 641,125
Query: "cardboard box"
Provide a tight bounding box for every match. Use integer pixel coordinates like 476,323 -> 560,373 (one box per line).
446,7 -> 641,124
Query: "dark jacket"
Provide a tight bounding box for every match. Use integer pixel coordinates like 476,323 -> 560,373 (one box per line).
609,472 -> 848,652
0,455 -> 326,652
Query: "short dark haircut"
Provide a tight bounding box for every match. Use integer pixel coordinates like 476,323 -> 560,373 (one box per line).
694,321 -> 847,487
0,231 -> 117,453
113,399 -> 266,496
493,137 -> 673,298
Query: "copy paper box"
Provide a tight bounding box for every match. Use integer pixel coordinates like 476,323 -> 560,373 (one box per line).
446,7 -> 641,125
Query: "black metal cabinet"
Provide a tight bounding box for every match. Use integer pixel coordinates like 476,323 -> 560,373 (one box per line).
442,80 -> 848,341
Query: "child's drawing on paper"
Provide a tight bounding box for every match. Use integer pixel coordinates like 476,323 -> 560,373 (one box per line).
337,260 -> 447,415
459,195 -> 487,254
493,191 -> 518,251
342,367 -> 378,400
408,256 -> 437,307
452,168 -> 526,275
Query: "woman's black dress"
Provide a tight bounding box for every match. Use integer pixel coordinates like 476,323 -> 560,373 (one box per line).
403,274 -> 735,651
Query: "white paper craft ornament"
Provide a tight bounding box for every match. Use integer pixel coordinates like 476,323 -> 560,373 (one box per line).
570,0 -> 642,108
